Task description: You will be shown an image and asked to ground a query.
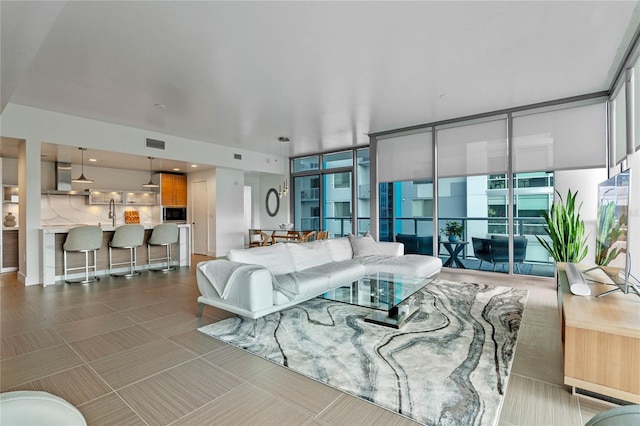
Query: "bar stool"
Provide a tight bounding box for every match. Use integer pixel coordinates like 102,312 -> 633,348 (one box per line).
63,225 -> 103,284
109,224 -> 144,277
147,223 -> 179,272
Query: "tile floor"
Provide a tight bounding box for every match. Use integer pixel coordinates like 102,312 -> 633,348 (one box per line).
1,256 -> 614,425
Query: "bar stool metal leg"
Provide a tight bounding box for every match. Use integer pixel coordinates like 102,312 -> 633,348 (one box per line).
148,242 -> 175,272
108,224 -> 144,278
147,224 -> 179,272
109,246 -> 140,278
63,225 -> 103,284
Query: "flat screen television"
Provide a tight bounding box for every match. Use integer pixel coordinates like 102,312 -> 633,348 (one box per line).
589,168 -> 639,297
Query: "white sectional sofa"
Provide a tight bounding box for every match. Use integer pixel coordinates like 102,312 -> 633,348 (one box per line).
196,234 -> 442,319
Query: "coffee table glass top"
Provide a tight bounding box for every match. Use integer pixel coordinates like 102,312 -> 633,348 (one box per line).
319,272 -> 430,312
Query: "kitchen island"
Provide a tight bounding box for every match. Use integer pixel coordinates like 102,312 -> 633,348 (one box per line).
41,223 -> 191,286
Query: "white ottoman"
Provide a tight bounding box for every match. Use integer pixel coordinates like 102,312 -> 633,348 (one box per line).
0,391 -> 86,425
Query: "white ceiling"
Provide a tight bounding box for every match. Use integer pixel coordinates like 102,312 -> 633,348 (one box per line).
2,0 -> 639,165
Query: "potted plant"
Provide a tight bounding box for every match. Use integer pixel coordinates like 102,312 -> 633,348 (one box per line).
441,221 -> 464,243
595,201 -> 627,266
536,189 -> 588,263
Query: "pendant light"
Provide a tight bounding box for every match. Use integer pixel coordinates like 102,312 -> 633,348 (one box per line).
142,156 -> 159,188
278,136 -> 289,198
71,147 -> 94,183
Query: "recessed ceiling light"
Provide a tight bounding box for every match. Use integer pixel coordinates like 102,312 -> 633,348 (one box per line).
154,103 -> 166,108
278,137 -> 290,142
173,168 -> 181,171
190,164 -> 198,168
88,158 -> 97,162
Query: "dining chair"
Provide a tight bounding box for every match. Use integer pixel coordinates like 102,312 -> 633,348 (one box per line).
287,230 -> 302,242
301,231 -> 316,242
248,229 -> 270,247
316,230 -> 329,240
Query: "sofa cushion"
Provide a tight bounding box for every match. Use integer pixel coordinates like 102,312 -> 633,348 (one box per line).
272,271 -> 330,305
303,260 -> 366,288
227,243 -> 295,276
348,234 -> 388,257
287,240 -> 333,271
325,237 -> 353,262
355,254 -> 442,277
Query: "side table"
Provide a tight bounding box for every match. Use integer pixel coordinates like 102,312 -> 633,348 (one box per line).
440,241 -> 469,268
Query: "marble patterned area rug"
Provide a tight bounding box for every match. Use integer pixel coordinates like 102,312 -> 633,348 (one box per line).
198,279 -> 527,425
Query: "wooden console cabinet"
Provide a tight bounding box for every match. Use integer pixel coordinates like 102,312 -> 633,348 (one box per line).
557,265 -> 640,403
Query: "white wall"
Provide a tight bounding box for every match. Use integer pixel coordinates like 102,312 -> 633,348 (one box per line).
554,168 -> 608,264
245,172 -> 290,230
215,168 -> 245,256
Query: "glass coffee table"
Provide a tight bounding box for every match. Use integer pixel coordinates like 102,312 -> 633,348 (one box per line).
319,272 -> 433,329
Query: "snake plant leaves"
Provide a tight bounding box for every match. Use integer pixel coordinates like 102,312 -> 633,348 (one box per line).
536,189 -> 588,263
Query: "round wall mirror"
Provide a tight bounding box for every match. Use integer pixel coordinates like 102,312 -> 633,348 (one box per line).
266,188 -> 279,217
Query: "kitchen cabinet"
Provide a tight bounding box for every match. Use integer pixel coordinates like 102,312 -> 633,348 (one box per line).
2,229 -> 18,271
125,190 -> 156,205
155,173 -> 187,206
87,190 -> 124,205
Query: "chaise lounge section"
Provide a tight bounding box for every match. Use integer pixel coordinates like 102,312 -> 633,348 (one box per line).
196,234 -> 442,319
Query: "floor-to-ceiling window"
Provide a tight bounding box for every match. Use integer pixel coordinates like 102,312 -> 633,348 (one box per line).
293,156 -> 320,232
376,130 -> 434,250
512,100 -> 607,276
436,117 -> 514,273
356,148 -> 371,235
369,97 -> 607,277
292,148 -> 369,238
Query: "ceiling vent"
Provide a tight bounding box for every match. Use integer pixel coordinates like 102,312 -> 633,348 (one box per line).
146,138 -> 165,150
234,154 -> 242,160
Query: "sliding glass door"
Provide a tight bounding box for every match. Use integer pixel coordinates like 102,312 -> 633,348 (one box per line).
323,171 -> 352,238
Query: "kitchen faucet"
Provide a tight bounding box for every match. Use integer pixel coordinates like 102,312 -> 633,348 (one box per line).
108,198 -> 116,227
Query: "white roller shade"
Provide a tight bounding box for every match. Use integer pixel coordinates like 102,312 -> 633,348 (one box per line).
377,131 -> 432,182
437,118 -> 507,178
613,86 -> 627,164
635,55 -> 640,150
513,102 -> 606,172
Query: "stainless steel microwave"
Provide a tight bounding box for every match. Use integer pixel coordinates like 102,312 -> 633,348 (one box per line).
162,207 -> 187,222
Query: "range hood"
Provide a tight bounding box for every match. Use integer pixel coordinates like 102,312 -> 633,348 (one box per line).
41,162 -> 89,195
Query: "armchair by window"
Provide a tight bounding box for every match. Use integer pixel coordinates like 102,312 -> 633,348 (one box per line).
395,234 -> 433,256
472,236 -> 528,272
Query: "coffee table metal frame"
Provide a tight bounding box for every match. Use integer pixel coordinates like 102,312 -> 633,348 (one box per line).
319,272 -> 432,329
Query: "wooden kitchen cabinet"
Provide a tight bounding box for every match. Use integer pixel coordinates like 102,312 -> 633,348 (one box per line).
156,173 -> 187,206
2,229 -> 19,271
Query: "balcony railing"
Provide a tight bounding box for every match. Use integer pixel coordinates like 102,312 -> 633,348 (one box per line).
381,216 -> 554,277
295,215 -> 554,276
300,188 -> 320,201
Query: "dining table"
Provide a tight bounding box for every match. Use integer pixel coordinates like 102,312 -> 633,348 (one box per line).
268,230 -> 302,244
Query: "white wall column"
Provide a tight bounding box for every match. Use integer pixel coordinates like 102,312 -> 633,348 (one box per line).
215,168 -> 245,256
18,139 -> 42,285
